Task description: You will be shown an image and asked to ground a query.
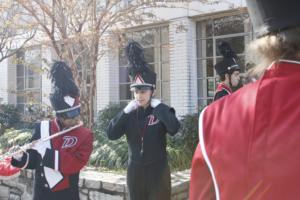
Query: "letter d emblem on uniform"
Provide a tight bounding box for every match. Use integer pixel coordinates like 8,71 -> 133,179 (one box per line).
62,136 -> 78,148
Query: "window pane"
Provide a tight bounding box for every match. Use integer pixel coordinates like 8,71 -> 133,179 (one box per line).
119,67 -> 130,83
197,39 -> 214,58
17,95 -> 25,104
214,15 -> 244,36
17,64 -> 24,77
27,91 -> 41,103
206,58 -> 214,77
120,84 -> 131,100
216,37 -> 245,56
197,59 -> 204,78
161,81 -> 170,102
144,47 -> 154,63
197,79 -> 205,98
207,78 -> 215,97
162,45 -> 169,62
133,29 -> 155,46
196,21 -> 213,39
27,76 -> 40,89
151,63 -> 160,80
119,48 -> 128,66
196,22 -> 202,39
161,27 -> 169,44
154,46 -> 160,63
197,58 -> 213,78
26,66 -> 35,76
161,63 -> 170,82
155,81 -> 161,99
206,21 -> 213,37
17,77 -> 24,90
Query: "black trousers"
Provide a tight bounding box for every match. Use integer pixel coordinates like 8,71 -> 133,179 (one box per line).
127,159 -> 171,200
33,185 -> 79,200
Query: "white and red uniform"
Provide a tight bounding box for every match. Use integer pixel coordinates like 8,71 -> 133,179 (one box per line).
12,119 -> 93,200
190,60 -> 300,200
213,83 -> 232,101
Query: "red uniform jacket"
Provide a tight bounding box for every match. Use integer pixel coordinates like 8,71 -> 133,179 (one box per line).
190,60 -> 300,200
12,119 -> 93,200
213,83 -> 232,101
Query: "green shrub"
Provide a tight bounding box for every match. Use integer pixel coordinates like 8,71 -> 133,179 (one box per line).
167,113 -> 199,171
18,104 -> 53,129
90,104 -> 128,170
0,104 -> 21,134
0,128 -> 32,154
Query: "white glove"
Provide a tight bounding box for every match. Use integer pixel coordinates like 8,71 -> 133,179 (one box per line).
11,146 -> 24,161
123,100 -> 138,114
151,98 -> 161,108
32,141 -> 47,158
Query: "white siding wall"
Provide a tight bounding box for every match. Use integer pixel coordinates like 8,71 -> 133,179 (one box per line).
0,59 -> 9,104
169,17 -> 198,117
7,56 -> 17,105
96,47 -> 119,111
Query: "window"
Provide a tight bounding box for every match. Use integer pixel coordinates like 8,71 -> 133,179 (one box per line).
196,14 -> 252,107
119,26 -> 170,105
16,47 -> 42,114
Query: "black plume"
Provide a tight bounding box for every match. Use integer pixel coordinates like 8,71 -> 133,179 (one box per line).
50,61 -> 79,98
125,41 -> 150,76
217,40 -> 237,59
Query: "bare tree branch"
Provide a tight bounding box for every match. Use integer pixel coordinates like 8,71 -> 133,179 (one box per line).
12,0 -> 198,127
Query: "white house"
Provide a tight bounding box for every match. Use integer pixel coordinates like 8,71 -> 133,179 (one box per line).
0,0 -> 253,117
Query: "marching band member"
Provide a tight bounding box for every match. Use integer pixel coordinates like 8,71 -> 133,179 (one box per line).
107,41 -> 180,200
213,40 -> 241,101
190,0 -> 300,199
11,61 -> 93,200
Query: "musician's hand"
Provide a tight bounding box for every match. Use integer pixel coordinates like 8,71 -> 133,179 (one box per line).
123,100 -> 138,114
32,141 -> 46,158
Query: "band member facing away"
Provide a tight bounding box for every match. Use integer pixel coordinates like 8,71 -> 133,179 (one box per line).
107,41 -> 180,200
190,0 -> 300,199
11,61 -> 93,200
213,40 -> 241,101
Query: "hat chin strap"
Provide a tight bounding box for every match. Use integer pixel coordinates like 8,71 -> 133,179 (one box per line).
229,74 -> 233,89
145,90 -> 155,108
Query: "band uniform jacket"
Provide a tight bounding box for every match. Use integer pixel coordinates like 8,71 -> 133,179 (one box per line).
213,83 -> 232,101
11,119 -> 93,200
190,60 -> 300,200
107,103 -> 180,165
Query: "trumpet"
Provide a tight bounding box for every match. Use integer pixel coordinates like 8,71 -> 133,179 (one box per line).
0,121 -> 83,161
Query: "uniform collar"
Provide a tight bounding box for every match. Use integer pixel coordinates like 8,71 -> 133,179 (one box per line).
137,105 -> 152,117
267,59 -> 300,70
217,82 -> 232,94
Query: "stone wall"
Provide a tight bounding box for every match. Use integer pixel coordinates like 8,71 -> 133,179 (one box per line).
0,169 -> 190,200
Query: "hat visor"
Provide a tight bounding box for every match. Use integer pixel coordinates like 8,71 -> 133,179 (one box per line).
130,83 -> 154,91
62,108 -> 80,118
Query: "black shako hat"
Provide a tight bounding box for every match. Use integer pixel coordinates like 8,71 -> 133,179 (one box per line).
246,0 -> 300,38
49,61 -> 80,118
125,41 -> 156,90
214,40 -> 240,76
